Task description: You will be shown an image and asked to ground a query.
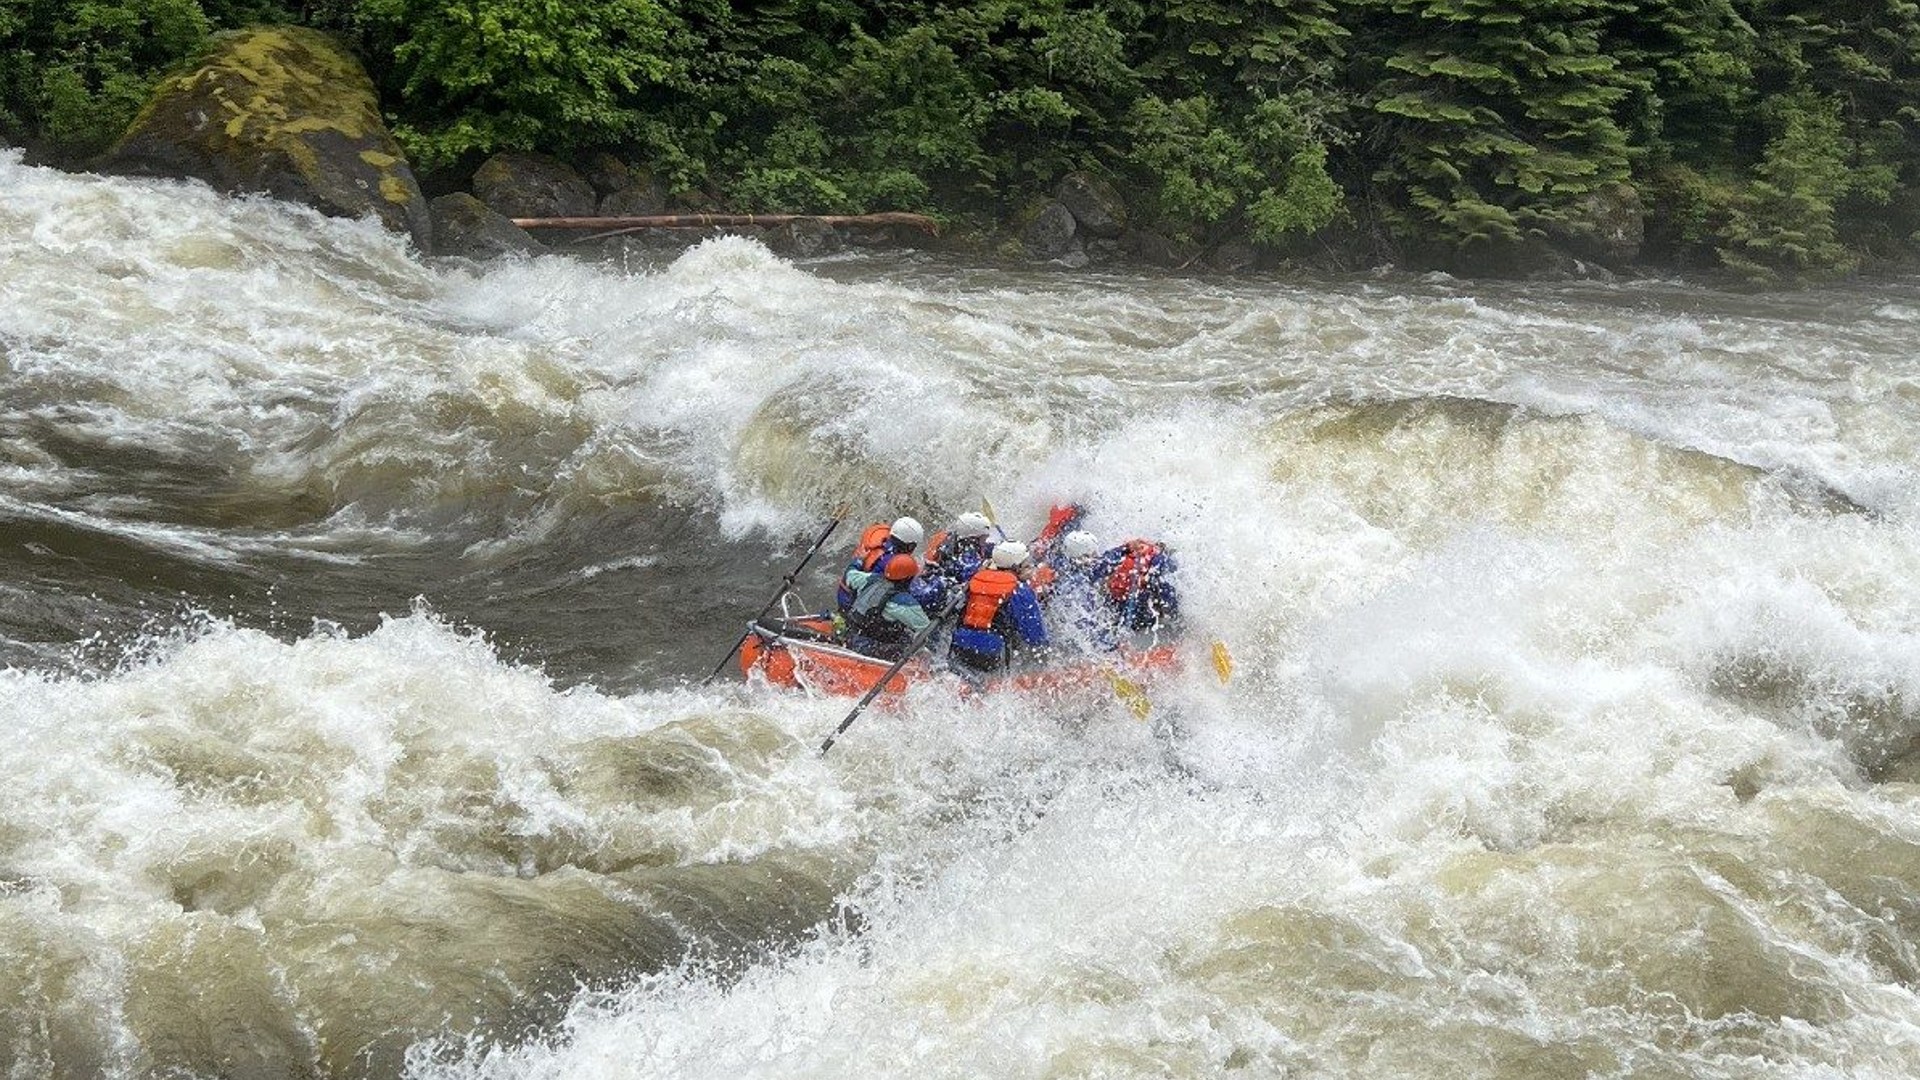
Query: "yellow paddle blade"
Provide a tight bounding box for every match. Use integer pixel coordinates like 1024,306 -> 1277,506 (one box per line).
1104,668 -> 1151,720
980,498 -> 998,525
1211,640 -> 1234,684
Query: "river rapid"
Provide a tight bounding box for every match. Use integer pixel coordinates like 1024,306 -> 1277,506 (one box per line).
5,149 -> 1920,1078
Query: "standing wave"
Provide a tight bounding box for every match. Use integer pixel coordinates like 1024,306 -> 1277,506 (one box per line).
7,154 -> 1920,1079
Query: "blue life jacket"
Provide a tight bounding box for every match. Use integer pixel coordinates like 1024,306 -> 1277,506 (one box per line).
1044,556 -> 1120,651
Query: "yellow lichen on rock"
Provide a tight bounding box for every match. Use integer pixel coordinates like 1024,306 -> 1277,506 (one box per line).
107,26 -> 432,251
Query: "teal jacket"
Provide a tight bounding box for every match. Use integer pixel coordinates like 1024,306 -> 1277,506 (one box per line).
842,566 -> 933,635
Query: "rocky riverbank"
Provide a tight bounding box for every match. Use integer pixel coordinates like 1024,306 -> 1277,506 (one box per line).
85,24 -> 1648,279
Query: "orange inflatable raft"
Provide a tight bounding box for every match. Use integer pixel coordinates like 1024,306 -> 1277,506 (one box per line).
738,615 -> 1181,700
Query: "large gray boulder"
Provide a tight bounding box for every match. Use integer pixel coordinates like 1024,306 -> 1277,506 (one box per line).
104,27 -> 431,250
1122,229 -> 1200,269
580,151 -> 633,197
766,218 -> 842,258
1022,201 -> 1080,261
428,193 -> 544,259
599,184 -> 666,216
471,152 -> 596,220
1056,172 -> 1127,238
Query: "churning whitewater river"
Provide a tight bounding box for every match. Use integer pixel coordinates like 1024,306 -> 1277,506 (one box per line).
6,149 -> 1920,1079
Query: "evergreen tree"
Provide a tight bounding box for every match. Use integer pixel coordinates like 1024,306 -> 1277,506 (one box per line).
1715,90 -> 1858,280
1746,0 -> 1920,261
1360,0 -> 1635,268
356,0 -> 702,168
1126,0 -> 1352,243
0,0 -> 1912,277
1600,0 -> 1755,166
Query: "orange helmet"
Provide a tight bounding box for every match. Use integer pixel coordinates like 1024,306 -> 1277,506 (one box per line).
884,554 -> 920,581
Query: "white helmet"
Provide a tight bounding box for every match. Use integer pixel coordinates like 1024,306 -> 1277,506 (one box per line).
889,516 -> 925,546
1062,530 -> 1099,560
952,511 -> 992,540
990,540 -> 1029,569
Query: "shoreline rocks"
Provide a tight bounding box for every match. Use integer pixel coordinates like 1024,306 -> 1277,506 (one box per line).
428,193 -> 545,260
102,27 -> 432,252
90,44 -> 1679,279
471,152 -> 596,220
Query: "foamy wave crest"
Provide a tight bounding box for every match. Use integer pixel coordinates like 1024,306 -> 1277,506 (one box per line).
0,610 -> 858,1076
416,689 -> 1920,1080
409,397 -> 1920,1080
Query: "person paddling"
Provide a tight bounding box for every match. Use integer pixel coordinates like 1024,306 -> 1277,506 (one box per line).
839,551 -> 932,659
1095,538 -> 1180,634
948,540 -> 1049,680
1040,529 -> 1123,652
834,515 -> 924,616
922,510 -> 998,608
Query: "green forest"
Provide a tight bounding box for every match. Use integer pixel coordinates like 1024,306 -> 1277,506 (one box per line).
3,0 -> 1917,280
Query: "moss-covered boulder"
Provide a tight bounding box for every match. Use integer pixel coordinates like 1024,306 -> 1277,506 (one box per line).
103,26 -> 431,250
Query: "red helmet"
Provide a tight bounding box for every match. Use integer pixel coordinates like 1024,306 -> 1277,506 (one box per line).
884,554 -> 920,581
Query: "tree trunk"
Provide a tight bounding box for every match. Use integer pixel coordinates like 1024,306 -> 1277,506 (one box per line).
509,212 -> 939,240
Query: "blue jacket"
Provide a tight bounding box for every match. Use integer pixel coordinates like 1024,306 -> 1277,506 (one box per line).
1089,543 -> 1180,632
951,576 -> 1048,659
923,532 -> 996,610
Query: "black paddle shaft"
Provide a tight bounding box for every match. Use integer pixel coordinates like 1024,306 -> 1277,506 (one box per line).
819,594 -> 963,755
818,621 -> 938,755
701,513 -> 845,685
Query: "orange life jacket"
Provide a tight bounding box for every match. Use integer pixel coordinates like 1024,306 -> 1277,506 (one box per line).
1107,540 -> 1162,603
1027,563 -> 1057,597
851,521 -> 892,572
961,567 -> 1020,631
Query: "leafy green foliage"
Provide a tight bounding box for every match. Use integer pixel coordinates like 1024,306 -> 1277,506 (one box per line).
1126,92 -> 1344,243
355,0 -> 689,168
1360,0 -> 1636,264
692,1 -> 1144,215
1125,95 -> 1249,230
0,0 -> 209,157
0,0 -> 1913,277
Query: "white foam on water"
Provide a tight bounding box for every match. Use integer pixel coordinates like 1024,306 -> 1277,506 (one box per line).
413,519 -> 1920,1079
402,402 -> 1920,1077
10,156 -> 1920,1077
9,151 -> 1920,540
